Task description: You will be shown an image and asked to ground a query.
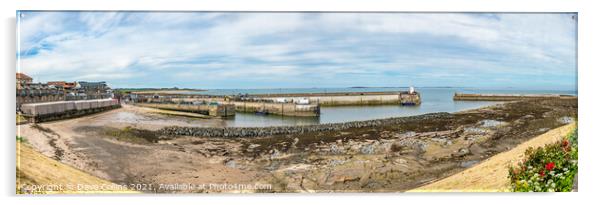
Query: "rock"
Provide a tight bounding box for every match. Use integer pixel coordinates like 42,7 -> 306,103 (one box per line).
557,116 -> 574,124
158,112 -> 452,138
335,176 -> 360,183
416,143 -> 428,153
431,138 -> 450,145
270,149 -> 281,159
539,128 -> 551,132
349,144 -> 363,153
330,144 -> 343,154
360,144 -> 375,154
454,148 -> 471,157
445,140 -> 453,146
328,159 -> 347,167
394,158 -> 407,164
359,172 -> 372,186
522,114 -> 534,119
479,120 -> 506,128
224,159 -> 237,168
396,131 -> 417,138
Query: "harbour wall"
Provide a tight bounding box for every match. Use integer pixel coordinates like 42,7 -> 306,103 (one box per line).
262,95 -> 400,106
171,98 -> 319,117
135,103 -> 235,117
251,91 -> 420,106
453,93 -> 577,101
229,101 -> 320,117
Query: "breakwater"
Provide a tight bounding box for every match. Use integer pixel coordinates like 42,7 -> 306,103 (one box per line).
453,93 -> 577,101
253,91 -> 420,106
168,98 -> 320,117
135,103 -> 235,118
229,101 -> 320,117
158,112 -> 451,138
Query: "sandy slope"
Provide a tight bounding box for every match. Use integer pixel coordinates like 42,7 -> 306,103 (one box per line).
408,122 -> 576,192
16,142 -> 138,194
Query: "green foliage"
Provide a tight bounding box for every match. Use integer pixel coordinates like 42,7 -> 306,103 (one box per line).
508,129 -> 578,192
103,126 -> 163,143
16,136 -> 27,143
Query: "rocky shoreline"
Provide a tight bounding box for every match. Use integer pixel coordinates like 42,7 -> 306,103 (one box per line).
19,98 -> 578,193
158,112 -> 451,138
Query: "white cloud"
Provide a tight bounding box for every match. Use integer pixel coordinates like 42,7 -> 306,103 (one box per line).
17,12 -> 577,88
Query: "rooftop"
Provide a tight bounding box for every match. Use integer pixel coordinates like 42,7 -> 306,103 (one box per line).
16,73 -> 32,80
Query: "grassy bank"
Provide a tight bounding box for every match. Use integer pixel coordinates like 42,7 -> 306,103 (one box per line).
408,122 -> 576,192
508,127 -> 578,192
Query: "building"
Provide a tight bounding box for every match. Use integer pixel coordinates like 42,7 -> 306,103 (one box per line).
48,81 -> 77,90
16,82 -> 66,109
76,81 -> 113,100
16,73 -> 32,89
16,73 -> 114,110
16,73 -> 65,109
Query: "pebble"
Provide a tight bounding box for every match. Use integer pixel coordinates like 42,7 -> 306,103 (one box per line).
557,116 -> 574,124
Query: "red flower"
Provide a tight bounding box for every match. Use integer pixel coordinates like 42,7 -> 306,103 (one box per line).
545,162 -> 555,171
539,170 -> 545,177
562,140 -> 570,147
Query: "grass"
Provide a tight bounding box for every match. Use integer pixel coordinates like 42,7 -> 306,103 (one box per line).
103,126 -> 167,144
16,114 -> 28,124
16,135 -> 27,143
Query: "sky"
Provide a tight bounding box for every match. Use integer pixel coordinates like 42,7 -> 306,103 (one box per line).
17,12 -> 577,90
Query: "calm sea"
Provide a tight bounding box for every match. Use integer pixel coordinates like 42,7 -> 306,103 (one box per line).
187,87 -> 576,127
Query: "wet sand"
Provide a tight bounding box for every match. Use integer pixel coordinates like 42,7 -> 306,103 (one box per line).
17,98 -> 577,193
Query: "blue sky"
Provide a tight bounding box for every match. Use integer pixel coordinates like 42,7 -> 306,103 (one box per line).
17,12 -> 577,90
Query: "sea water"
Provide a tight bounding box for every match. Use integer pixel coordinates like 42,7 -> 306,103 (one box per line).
186,87 -> 576,127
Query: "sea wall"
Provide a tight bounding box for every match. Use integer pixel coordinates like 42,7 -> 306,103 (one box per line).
230,101 -> 320,117
453,93 -> 576,101
158,112 -> 451,138
167,98 -> 319,117
263,95 -> 402,106
254,92 -> 421,106
24,104 -> 121,123
136,103 -> 235,117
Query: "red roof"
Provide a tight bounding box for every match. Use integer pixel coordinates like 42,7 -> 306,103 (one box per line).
16,73 -> 32,80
